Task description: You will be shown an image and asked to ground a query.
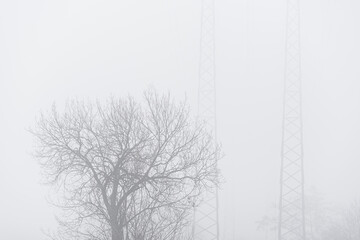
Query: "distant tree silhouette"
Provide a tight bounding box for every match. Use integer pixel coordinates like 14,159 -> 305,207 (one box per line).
322,200 -> 360,240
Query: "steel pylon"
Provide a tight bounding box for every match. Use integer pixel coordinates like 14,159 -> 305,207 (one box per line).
194,0 -> 219,240
278,0 -> 306,240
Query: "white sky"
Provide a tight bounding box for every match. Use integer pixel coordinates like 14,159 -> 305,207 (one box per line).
1,0 -> 360,239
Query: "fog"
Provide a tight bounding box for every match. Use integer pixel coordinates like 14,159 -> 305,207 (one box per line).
1,0 -> 360,239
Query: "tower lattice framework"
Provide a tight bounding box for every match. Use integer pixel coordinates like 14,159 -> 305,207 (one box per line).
195,0 -> 219,239
278,0 -> 306,240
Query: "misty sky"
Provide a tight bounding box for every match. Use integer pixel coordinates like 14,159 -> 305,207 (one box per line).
1,0 -> 360,239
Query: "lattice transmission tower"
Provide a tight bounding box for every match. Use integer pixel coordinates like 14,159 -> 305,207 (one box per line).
194,0 -> 219,240
278,0 -> 306,240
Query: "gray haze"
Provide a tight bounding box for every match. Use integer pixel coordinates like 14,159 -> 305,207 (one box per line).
1,0 -> 360,239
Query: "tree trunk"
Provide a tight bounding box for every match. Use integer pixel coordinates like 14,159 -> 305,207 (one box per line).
111,227 -> 123,240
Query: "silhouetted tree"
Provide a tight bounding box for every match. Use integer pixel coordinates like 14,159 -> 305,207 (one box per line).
32,90 -> 219,240
321,200 -> 360,240
256,190 -> 332,240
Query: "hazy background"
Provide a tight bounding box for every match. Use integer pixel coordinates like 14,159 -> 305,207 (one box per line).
1,0 -> 360,239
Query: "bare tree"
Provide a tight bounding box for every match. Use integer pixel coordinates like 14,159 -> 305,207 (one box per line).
343,200 -> 360,240
256,215 -> 277,240
256,190 -> 332,240
310,199 -> 360,240
322,200 -> 360,240
32,90 -> 219,240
